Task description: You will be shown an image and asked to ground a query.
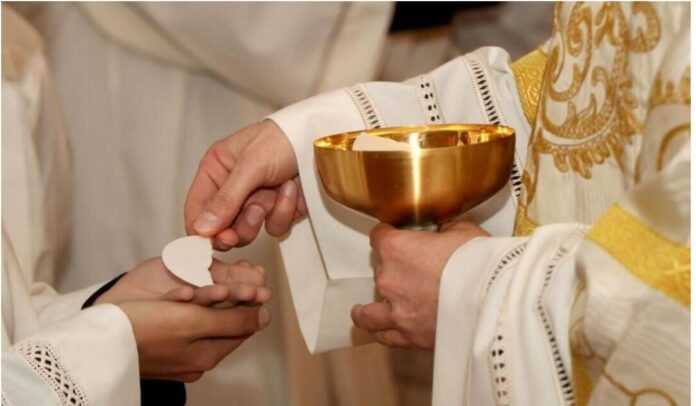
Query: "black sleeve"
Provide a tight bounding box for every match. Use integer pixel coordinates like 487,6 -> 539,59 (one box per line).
82,273 -> 187,406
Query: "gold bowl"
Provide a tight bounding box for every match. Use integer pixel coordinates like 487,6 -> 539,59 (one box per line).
314,124 -> 515,229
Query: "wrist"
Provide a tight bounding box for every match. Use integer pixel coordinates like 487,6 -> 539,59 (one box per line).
82,273 -> 127,308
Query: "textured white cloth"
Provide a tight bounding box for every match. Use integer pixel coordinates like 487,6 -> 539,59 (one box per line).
269,46 -> 530,352
2,8 -> 140,403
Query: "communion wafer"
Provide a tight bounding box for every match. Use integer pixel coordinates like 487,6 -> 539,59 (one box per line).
162,236 -> 214,286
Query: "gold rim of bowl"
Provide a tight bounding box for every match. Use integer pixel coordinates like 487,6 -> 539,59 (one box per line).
313,123 -> 515,152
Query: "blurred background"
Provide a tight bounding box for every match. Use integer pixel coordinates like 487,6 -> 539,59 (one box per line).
2,2 -> 553,405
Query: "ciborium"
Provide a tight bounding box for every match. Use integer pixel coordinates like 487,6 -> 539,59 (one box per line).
314,124 -> 515,230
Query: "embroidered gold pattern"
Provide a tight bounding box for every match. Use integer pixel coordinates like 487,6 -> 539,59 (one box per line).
510,49 -> 548,126
648,69 -> 691,111
657,124 -> 690,171
534,3 -> 661,179
513,128 -> 543,236
570,315 -> 602,406
587,204 -> 690,307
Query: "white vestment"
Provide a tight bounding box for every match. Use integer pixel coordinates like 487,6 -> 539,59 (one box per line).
2,7 -> 140,405
269,2 -> 690,405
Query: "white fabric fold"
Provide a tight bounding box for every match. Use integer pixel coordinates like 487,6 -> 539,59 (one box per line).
434,224 -> 586,406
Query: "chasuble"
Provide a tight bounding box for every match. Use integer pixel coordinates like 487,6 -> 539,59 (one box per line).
268,2 -> 690,404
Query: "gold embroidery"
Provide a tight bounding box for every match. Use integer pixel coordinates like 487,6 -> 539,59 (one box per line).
513,201 -> 538,236
587,205 -> 690,307
601,372 -> 677,405
571,308 -> 680,405
657,124 -> 690,171
570,317 -> 602,406
510,49 -> 548,126
649,69 -> 691,111
634,69 -> 690,184
534,3 -> 661,178
513,128 -> 543,236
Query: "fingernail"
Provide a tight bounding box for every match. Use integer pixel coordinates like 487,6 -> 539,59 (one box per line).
216,240 -> 232,251
258,307 -> 271,328
194,212 -> 219,233
245,206 -> 265,227
281,181 -> 296,197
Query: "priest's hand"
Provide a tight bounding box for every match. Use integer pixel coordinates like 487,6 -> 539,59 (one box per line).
185,120 -> 306,251
119,299 -> 270,382
96,257 -> 272,307
351,221 -> 489,350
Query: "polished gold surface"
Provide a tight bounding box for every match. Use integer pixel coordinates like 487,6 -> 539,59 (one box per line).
314,124 -> 515,228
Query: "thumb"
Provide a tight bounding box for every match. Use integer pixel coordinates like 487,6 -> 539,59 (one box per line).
439,220 -> 490,238
193,160 -> 266,236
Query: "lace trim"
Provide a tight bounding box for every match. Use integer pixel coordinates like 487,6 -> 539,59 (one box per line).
536,231 -> 584,406
415,74 -> 444,123
464,54 -> 523,200
346,84 -> 384,129
484,242 -> 528,295
490,322 -> 511,406
14,341 -> 88,405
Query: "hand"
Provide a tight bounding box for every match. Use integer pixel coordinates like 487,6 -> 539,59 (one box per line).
351,221 -> 489,350
119,299 -> 270,382
96,257 -> 272,307
185,120 -> 306,250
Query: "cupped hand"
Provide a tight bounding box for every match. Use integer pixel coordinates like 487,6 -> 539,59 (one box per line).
185,120 -> 306,251
96,257 -> 272,307
119,299 -> 270,382
351,221 -> 489,350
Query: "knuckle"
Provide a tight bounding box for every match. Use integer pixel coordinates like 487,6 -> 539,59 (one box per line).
211,190 -> 236,209
185,372 -> 205,383
255,271 -> 267,287
377,232 -> 402,259
197,351 -> 220,371
374,273 -> 392,295
234,309 -> 260,333
374,331 -> 394,347
390,307 -> 410,329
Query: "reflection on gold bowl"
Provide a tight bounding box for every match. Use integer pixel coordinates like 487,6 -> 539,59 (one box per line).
314,124 -> 515,228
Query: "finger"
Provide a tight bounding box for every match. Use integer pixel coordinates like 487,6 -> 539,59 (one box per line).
185,145 -> 233,235
213,229 -> 239,251
151,372 -> 205,383
226,283 -> 258,303
369,222 -> 398,251
210,263 -> 266,287
293,177 -> 308,218
161,286 -> 195,302
192,157 -> 267,237
213,285 -> 271,307
196,306 -> 271,338
351,303 -> 393,332
231,204 -> 267,247
372,329 -> 411,348
190,285 -> 231,306
265,180 -> 298,237
254,287 -> 272,304
439,220 -> 480,233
